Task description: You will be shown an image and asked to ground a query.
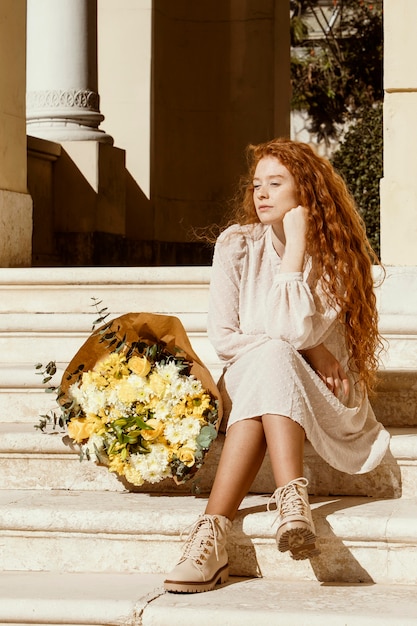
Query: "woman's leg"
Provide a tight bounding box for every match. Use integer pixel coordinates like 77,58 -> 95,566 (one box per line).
261,413 -> 318,560
261,413 -> 305,485
164,418 -> 267,593
205,418 -> 267,520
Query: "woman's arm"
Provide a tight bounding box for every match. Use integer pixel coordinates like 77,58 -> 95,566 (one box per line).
300,343 -> 350,398
265,206 -> 340,350
279,205 -> 307,273
208,231 -> 270,362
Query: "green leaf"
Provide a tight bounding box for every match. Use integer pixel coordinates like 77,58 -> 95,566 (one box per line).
134,418 -> 153,430
196,424 -> 217,450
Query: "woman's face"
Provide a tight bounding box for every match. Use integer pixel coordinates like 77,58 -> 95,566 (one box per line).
252,156 -> 299,228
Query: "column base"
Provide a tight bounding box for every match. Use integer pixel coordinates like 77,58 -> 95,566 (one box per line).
26,123 -> 114,145
26,90 -> 114,144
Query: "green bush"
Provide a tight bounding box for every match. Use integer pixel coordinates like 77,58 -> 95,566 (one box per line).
331,103 -> 382,258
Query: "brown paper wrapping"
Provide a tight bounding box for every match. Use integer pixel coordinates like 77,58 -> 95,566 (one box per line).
60,313 -> 223,477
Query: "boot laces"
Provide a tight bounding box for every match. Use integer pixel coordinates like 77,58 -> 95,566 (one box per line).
180,515 -> 220,566
267,477 -> 309,524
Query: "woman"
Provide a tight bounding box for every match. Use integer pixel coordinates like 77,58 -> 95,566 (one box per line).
164,138 -> 390,594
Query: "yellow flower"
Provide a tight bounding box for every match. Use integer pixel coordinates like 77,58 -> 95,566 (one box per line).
108,454 -> 127,476
81,370 -> 108,388
116,380 -> 138,404
85,413 -> 105,435
141,418 -> 165,441
108,408 -> 124,422
146,396 -> 159,409
148,372 -> 167,396
192,393 -> 212,416
98,408 -> 111,424
94,353 -> 129,379
172,401 -> 187,418
128,355 -> 151,377
68,417 -> 95,443
124,465 -> 145,486
177,446 -> 196,467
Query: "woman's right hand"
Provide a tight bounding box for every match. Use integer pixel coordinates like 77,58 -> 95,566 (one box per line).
280,205 -> 307,273
283,204 -> 307,246
300,343 -> 350,399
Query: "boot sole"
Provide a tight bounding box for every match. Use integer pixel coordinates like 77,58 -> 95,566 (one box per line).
277,521 -> 320,560
164,563 -> 229,594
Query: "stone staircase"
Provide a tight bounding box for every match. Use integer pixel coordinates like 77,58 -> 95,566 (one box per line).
1,266 -> 417,625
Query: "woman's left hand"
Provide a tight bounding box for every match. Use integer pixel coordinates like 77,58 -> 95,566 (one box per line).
300,343 -> 350,399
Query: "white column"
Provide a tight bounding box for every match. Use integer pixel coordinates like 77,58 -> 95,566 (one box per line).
380,0 -> 417,265
26,0 -> 112,143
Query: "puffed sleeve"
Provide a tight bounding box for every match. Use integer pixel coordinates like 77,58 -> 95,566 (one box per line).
208,227 -> 270,362
264,270 -> 339,349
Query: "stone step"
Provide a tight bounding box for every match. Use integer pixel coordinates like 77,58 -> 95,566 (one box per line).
2,422 -> 417,498
0,571 -> 162,626
8,268 -> 417,374
2,364 -> 416,430
1,489 -> 416,585
1,572 -> 417,626
0,265 -> 416,430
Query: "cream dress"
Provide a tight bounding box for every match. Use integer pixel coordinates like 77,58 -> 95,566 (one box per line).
207,223 -> 390,475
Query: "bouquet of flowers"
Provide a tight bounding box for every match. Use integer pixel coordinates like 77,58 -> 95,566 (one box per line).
37,311 -> 222,486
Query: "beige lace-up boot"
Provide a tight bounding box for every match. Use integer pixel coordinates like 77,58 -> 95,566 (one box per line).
164,513 -> 232,593
268,477 -> 320,560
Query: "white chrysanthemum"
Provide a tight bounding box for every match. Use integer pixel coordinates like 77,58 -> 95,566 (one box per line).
70,382 -> 108,416
105,386 -> 138,416
173,375 -> 203,400
129,443 -> 171,483
152,400 -> 175,421
126,373 -> 148,390
155,361 -> 181,383
183,438 -> 198,452
189,377 -> 204,393
168,378 -> 189,400
164,416 -> 201,444
134,385 -> 153,404
180,416 -> 202,438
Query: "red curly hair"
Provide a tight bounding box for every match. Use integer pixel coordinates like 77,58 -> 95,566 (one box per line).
230,138 -> 384,391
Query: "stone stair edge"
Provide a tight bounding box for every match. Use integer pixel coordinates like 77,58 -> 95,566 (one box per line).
1,490 -> 416,584
2,572 -> 417,626
1,489 -> 416,542
0,570 -> 164,626
0,265 -> 212,284
0,311 -> 209,332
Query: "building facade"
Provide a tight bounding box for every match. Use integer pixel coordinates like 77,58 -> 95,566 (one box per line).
0,0 -> 415,266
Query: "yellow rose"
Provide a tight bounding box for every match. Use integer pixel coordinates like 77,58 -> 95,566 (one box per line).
67,417 -> 93,443
128,355 -> 151,377
85,413 -> 104,435
141,418 -> 165,441
148,372 -> 167,396
177,446 -> 196,467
